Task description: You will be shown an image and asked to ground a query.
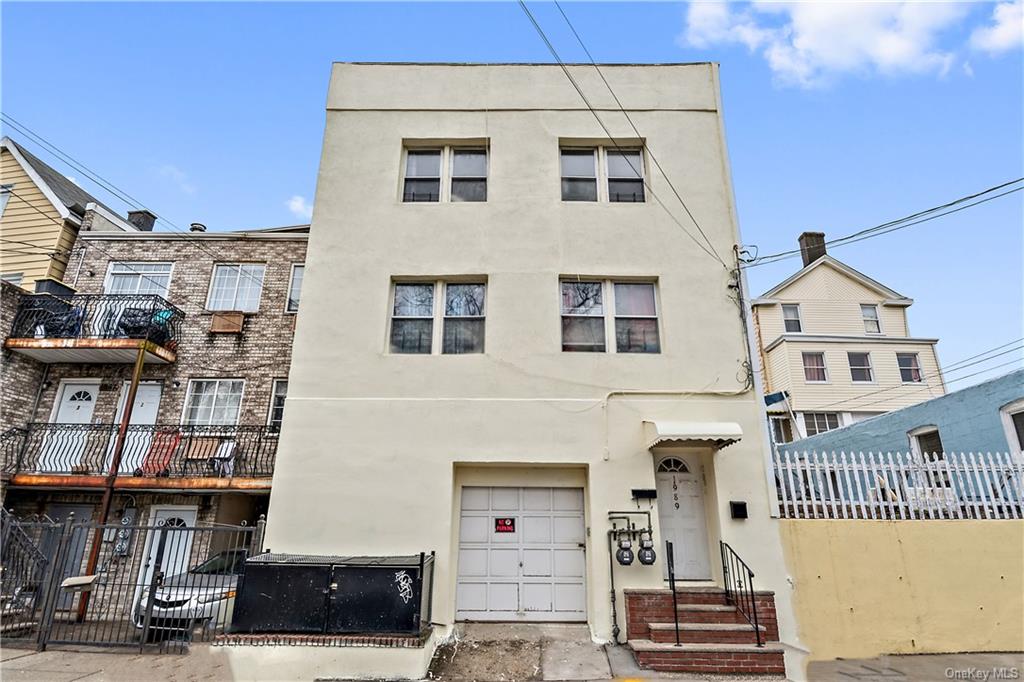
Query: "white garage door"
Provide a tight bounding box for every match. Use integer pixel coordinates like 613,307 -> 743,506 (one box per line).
456,487 -> 586,622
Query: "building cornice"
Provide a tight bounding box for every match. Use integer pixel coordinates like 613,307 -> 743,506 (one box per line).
80,232 -> 308,242
763,334 -> 939,352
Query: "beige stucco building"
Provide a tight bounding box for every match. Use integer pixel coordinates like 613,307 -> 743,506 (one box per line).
753,233 -> 945,445
259,63 -> 804,679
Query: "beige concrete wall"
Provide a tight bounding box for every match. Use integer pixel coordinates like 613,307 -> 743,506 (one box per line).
266,63 -> 804,678
780,520 -> 1024,661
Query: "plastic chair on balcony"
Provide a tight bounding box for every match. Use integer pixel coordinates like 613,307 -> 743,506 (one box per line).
135,429 -> 181,477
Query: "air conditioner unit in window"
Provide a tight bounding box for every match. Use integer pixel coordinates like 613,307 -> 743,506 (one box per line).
210,311 -> 244,333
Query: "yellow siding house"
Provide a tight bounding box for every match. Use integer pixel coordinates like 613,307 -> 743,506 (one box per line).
753,232 -> 944,444
0,137 -> 138,289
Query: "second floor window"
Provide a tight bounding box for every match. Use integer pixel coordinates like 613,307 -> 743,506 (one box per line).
182,379 -> 244,426
782,304 -> 802,332
848,352 -> 874,382
208,263 -> 266,312
561,280 -> 660,353
105,262 -> 172,297
403,147 -> 487,203
897,353 -> 923,383
390,281 -> 486,355
802,352 -> 828,382
268,379 -> 288,432
861,304 -> 881,334
287,264 -> 305,313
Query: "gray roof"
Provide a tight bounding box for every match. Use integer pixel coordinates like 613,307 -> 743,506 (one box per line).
7,138 -> 118,217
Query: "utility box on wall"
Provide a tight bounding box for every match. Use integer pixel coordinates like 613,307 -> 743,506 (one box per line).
231,552 -> 435,635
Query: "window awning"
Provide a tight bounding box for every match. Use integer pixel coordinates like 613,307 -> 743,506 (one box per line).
643,420 -> 743,450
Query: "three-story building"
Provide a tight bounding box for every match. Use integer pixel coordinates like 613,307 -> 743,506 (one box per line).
258,62 -> 801,680
2,223 -> 307,581
752,232 -> 945,445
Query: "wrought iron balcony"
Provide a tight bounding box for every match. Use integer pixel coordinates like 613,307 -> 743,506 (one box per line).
2,424 -> 277,488
5,293 -> 185,363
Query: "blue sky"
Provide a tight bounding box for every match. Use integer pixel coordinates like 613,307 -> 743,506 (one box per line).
2,2 -> 1022,388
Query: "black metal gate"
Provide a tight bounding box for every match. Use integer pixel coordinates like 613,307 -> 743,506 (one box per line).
0,509 -> 264,653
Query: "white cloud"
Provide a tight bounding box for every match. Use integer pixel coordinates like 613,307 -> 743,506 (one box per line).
681,1 -> 970,88
962,61 -> 974,77
286,195 -> 313,220
66,176 -> 81,187
157,164 -> 197,195
971,0 -> 1024,54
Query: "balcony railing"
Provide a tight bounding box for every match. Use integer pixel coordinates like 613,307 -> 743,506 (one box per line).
2,424 -> 277,480
8,294 -> 184,351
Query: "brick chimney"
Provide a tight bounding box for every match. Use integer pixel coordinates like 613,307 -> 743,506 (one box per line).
127,209 -> 157,231
798,231 -> 827,267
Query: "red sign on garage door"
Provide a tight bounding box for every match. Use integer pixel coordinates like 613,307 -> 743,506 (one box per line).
494,517 -> 516,533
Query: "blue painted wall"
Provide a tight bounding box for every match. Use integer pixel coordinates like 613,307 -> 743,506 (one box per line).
786,369 -> 1024,454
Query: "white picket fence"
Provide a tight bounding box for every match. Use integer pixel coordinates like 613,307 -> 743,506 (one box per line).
773,451 -> 1024,520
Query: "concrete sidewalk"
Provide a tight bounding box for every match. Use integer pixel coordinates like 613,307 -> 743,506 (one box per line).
2,641 -> 1020,681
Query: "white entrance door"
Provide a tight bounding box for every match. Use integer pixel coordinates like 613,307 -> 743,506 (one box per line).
133,506 -> 198,613
456,487 -> 586,622
40,381 -> 100,471
106,383 -> 162,474
656,456 -> 712,580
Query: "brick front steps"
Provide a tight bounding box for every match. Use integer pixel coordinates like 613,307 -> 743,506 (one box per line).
624,588 -> 784,675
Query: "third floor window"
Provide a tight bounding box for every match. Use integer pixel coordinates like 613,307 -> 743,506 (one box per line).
781,304 -> 802,332
403,147 -> 487,203
560,147 -> 645,203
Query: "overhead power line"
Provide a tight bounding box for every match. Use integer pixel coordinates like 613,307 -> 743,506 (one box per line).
744,178 -> 1024,269
0,114 -> 270,292
516,1 -> 729,270
551,0 -> 725,265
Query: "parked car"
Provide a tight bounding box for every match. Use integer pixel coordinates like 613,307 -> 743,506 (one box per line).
134,549 -> 248,636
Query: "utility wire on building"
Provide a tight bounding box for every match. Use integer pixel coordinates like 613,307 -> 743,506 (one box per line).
742,178 -> 1024,269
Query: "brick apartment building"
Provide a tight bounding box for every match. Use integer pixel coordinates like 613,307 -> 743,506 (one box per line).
1,224 -> 307,543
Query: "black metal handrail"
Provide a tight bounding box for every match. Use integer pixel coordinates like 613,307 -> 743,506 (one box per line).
720,541 -> 763,647
4,423 -> 277,479
9,294 -> 185,351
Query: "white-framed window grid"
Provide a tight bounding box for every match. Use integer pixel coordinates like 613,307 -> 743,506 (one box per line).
181,378 -> 245,427
401,145 -> 488,203
560,279 -> 661,354
999,399 -> 1024,457
103,261 -> 174,297
897,352 -> 924,383
206,263 -> 266,313
286,263 -> 305,313
861,304 -> 882,334
388,279 -> 487,355
803,412 -> 840,437
781,304 -> 802,333
0,184 -> 14,217
802,351 -> 829,383
267,379 -> 288,432
559,146 -> 646,203
847,351 -> 874,383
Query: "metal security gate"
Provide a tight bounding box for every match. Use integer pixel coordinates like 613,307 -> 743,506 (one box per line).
0,510 -> 264,653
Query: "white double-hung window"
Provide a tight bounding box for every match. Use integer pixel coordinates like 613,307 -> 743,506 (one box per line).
782,304 -> 802,332
861,304 -> 881,334
560,147 -> 645,203
389,281 -> 486,355
182,379 -> 244,426
402,147 -> 487,203
207,263 -> 266,312
105,262 -> 173,297
560,280 -> 660,353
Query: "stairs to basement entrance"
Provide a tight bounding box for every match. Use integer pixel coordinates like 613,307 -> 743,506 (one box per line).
624,588 -> 785,675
